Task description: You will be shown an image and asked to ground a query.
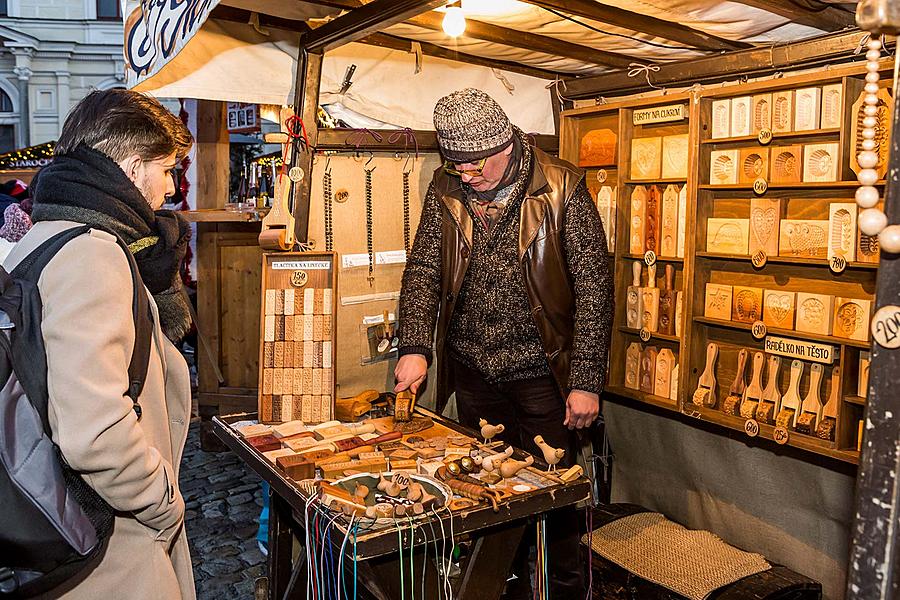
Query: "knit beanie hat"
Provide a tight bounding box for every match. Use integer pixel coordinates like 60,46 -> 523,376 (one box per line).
433,88 -> 514,162
0,203 -> 32,242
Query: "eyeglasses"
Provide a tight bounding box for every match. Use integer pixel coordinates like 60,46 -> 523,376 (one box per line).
443,157 -> 487,177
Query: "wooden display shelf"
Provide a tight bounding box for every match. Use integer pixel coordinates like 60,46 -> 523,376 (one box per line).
605,385 -> 678,411
623,178 -> 687,185
695,251 -> 879,270
699,181 -> 884,191
622,253 -> 684,263
693,316 -> 871,349
845,395 -> 867,406
580,163 -> 618,169
618,326 -> 681,343
700,128 -> 841,145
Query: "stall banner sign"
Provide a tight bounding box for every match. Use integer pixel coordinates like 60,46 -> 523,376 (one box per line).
764,335 -> 835,364
227,103 -> 260,133
272,260 -> 331,270
633,104 -> 685,125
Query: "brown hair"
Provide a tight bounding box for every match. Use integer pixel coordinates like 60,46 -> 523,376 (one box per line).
55,89 -> 192,162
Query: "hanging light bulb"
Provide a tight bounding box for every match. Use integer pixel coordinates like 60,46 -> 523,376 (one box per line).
442,1 -> 466,37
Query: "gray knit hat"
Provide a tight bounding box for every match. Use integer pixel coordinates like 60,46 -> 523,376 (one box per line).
433,88 -> 514,162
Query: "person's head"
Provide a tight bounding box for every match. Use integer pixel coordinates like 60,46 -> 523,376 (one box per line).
434,88 -> 515,193
55,89 -> 193,210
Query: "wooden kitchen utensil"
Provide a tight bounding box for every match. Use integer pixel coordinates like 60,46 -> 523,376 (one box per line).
776,360 -> 804,429
756,355 -> 782,424
692,342 -> 719,407
658,264 -> 677,336
722,348 -> 749,415
795,363 -> 824,435
816,369 -> 839,441
641,263 -> 660,332
626,261 -> 644,330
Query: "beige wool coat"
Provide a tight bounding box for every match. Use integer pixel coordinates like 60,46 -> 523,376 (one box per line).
4,221 -> 195,600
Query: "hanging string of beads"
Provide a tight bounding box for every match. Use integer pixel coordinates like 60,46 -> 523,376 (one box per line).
365,163 -> 375,284
402,168 -> 411,255
323,158 -> 334,252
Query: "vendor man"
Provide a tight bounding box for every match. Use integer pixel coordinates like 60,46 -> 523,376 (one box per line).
394,88 -> 613,597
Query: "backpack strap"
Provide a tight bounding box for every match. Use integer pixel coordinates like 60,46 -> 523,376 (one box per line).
12,225 -> 153,419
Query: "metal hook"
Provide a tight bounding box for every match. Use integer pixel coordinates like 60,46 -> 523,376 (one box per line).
324,154 -> 331,172
364,151 -> 375,170
401,151 -> 412,174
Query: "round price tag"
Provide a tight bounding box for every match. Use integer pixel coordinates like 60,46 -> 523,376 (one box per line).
751,320 -> 767,340
830,255 -> 847,274
335,189 -> 350,203
289,166 -> 305,182
644,250 -> 657,266
773,426 -> 790,445
751,251 -> 767,269
752,178 -> 768,195
757,128 -> 773,145
744,419 -> 760,438
872,304 -> 900,349
639,328 -> 652,342
596,169 -> 608,184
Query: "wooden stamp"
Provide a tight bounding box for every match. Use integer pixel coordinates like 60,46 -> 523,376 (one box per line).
303,315 -> 314,340
740,351 -> 766,419
274,289 -> 284,315
629,186 -> 647,255
858,224 -> 881,264
323,289 -> 333,315
596,186 -> 616,252
658,264 -> 677,335
851,87 -> 893,180
795,292 -> 834,336
670,363 -> 679,401
820,83 -> 843,129
625,342 -> 641,390
763,290 -> 796,330
284,316 -> 295,342
645,185 -> 662,254
639,346 -> 659,394
655,349 -> 675,399
284,340 -> 294,366
833,297 -> 871,341
706,218 -> 749,255
660,185 -> 679,257
710,149 -> 739,185
641,263 -> 660,332
776,359 -> 804,428
730,96 -> 752,137
662,134 -> 689,179
323,341 -> 333,368
711,99 -> 731,139
314,288 -> 325,315
757,355 -> 782,424
772,90 -> 794,133
322,315 -> 333,340
626,261 -> 644,329
264,315 -> 276,342
722,348 -> 749,415
802,142 -> 839,183
770,145 -> 802,184
779,219 -> 828,258
704,283 -> 733,320
749,197 -> 780,257
859,351 -> 870,398
677,184 -> 687,258
262,368 -> 273,395
578,128 -> 617,166
816,369 -> 839,441
739,147 -> 769,185
265,289 -> 277,315
272,369 -> 284,396
304,288 -> 315,314
751,93 -> 772,133
264,342 -> 275,369
283,288 -> 295,315
630,136 -> 662,180
273,341 -> 284,368
793,87 -> 821,131
828,203 -> 857,263
692,342 -> 719,407
795,363 -> 824,434
674,291 -> 683,336
304,342 -> 314,367
732,286 -> 763,323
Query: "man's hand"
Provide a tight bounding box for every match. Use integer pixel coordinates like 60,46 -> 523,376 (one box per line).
564,389 -> 600,430
394,354 -> 428,393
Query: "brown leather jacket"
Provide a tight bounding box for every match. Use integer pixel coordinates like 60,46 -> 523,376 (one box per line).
433,147 -> 584,414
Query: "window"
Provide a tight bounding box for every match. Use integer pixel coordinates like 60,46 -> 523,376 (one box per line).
0,90 -> 12,113
0,126 -> 13,154
96,0 -> 120,20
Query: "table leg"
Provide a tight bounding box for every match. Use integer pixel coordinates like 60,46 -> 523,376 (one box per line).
268,493 -> 294,600
455,522 -> 527,600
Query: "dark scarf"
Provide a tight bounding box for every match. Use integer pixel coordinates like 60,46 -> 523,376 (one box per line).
31,144 -> 192,343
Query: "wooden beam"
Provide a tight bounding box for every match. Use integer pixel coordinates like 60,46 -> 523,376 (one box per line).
210,5 -> 310,33
362,32 -> 564,79
727,0 -> 855,31
316,128 -> 559,154
520,0 -> 751,51
563,30 -> 873,98
299,0 -> 445,52
406,11 -> 639,69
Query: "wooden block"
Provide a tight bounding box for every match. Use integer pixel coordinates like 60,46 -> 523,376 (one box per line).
294,342 -> 304,368
304,341 -> 314,367
282,435 -> 319,452
770,145 -> 802,184
323,289 -> 333,315
711,98 -> 731,138
820,83 -> 843,129
828,203 -> 857,263
578,128 -> 617,166
655,349 -> 676,399
284,316 -> 295,342
851,87 -> 893,180
639,346 -> 659,394
731,286 -> 763,323
313,342 -> 324,368
630,136 -> 662,180
248,434 -> 282,453
313,314 -> 324,341
273,420 -> 309,439
263,342 -> 274,368
323,342 -> 333,369
283,288 -> 295,315
273,369 -> 284,396
751,93 -> 772,133
625,342 -> 641,390
274,289 -> 284,315
660,185 -> 679,257
276,454 -> 315,480
709,149 -> 739,185
303,315 -> 314,340
763,290 -> 796,330
674,291 -> 683,336
707,218 -> 749,255
670,363 -> 679,401
262,369 -> 273,395
626,261 -> 643,330
794,87 -> 821,131
284,341 -> 294,367
264,315 -> 275,342
304,288 -> 315,314
263,448 -> 296,464
858,221 -> 881,264
645,185 -> 662,254
641,264 -> 660,332
312,368 -> 323,395
738,147 -> 769,185
749,197 -> 780,257
314,288 -> 325,315
389,459 -> 418,472
803,142 -> 839,183
274,316 -> 285,340
658,264 -> 677,336
260,396 -> 273,422
661,134 -> 689,179
779,219 -> 828,258
596,186 -> 616,252
676,184 -> 687,258
314,424 -> 353,440
859,351 -> 870,397
730,96 -> 751,137
265,289 -> 276,315
833,297 -> 871,341
273,341 -> 284,368
629,186 -> 647,254
293,316 -> 303,341
772,89 -> 794,133
704,283 -> 733,320
282,395 -> 295,422
795,292 -> 834,336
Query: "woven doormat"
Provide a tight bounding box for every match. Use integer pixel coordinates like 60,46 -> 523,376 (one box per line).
582,512 -> 770,600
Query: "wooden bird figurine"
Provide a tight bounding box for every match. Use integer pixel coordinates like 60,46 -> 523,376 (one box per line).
499,456 -> 534,479
474,446 -> 514,473
479,418 -> 505,443
533,435 -> 565,472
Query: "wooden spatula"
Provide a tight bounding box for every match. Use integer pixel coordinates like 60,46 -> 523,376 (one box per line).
776,359 -> 804,429
739,351 -> 765,419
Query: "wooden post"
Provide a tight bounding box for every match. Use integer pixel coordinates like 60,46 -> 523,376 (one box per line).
195,100 -> 230,210
289,49 -> 322,245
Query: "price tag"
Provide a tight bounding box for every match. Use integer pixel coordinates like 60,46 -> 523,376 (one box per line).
744,419 -> 760,438
752,178 -> 768,195
596,169 -> 608,183
872,304 -> 900,349
751,320 -> 767,340
751,251 -> 767,269
639,328 -> 652,342
830,255 -> 847,274
644,250 -> 657,266
757,128 -> 773,145
335,189 -> 350,203
289,166 -> 305,182
773,426 -> 790,445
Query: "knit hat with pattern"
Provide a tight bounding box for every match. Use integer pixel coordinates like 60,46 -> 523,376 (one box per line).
433,88 -> 514,162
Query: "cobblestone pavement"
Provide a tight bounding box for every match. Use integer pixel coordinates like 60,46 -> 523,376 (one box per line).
180,421 -> 266,600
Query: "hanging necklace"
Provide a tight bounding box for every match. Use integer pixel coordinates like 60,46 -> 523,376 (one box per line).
365,163 -> 375,285
323,158 -> 334,251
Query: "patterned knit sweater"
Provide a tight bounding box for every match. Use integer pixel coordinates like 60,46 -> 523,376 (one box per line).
398,141 -> 613,394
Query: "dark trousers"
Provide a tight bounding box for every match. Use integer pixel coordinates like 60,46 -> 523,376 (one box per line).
451,357 -> 585,599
